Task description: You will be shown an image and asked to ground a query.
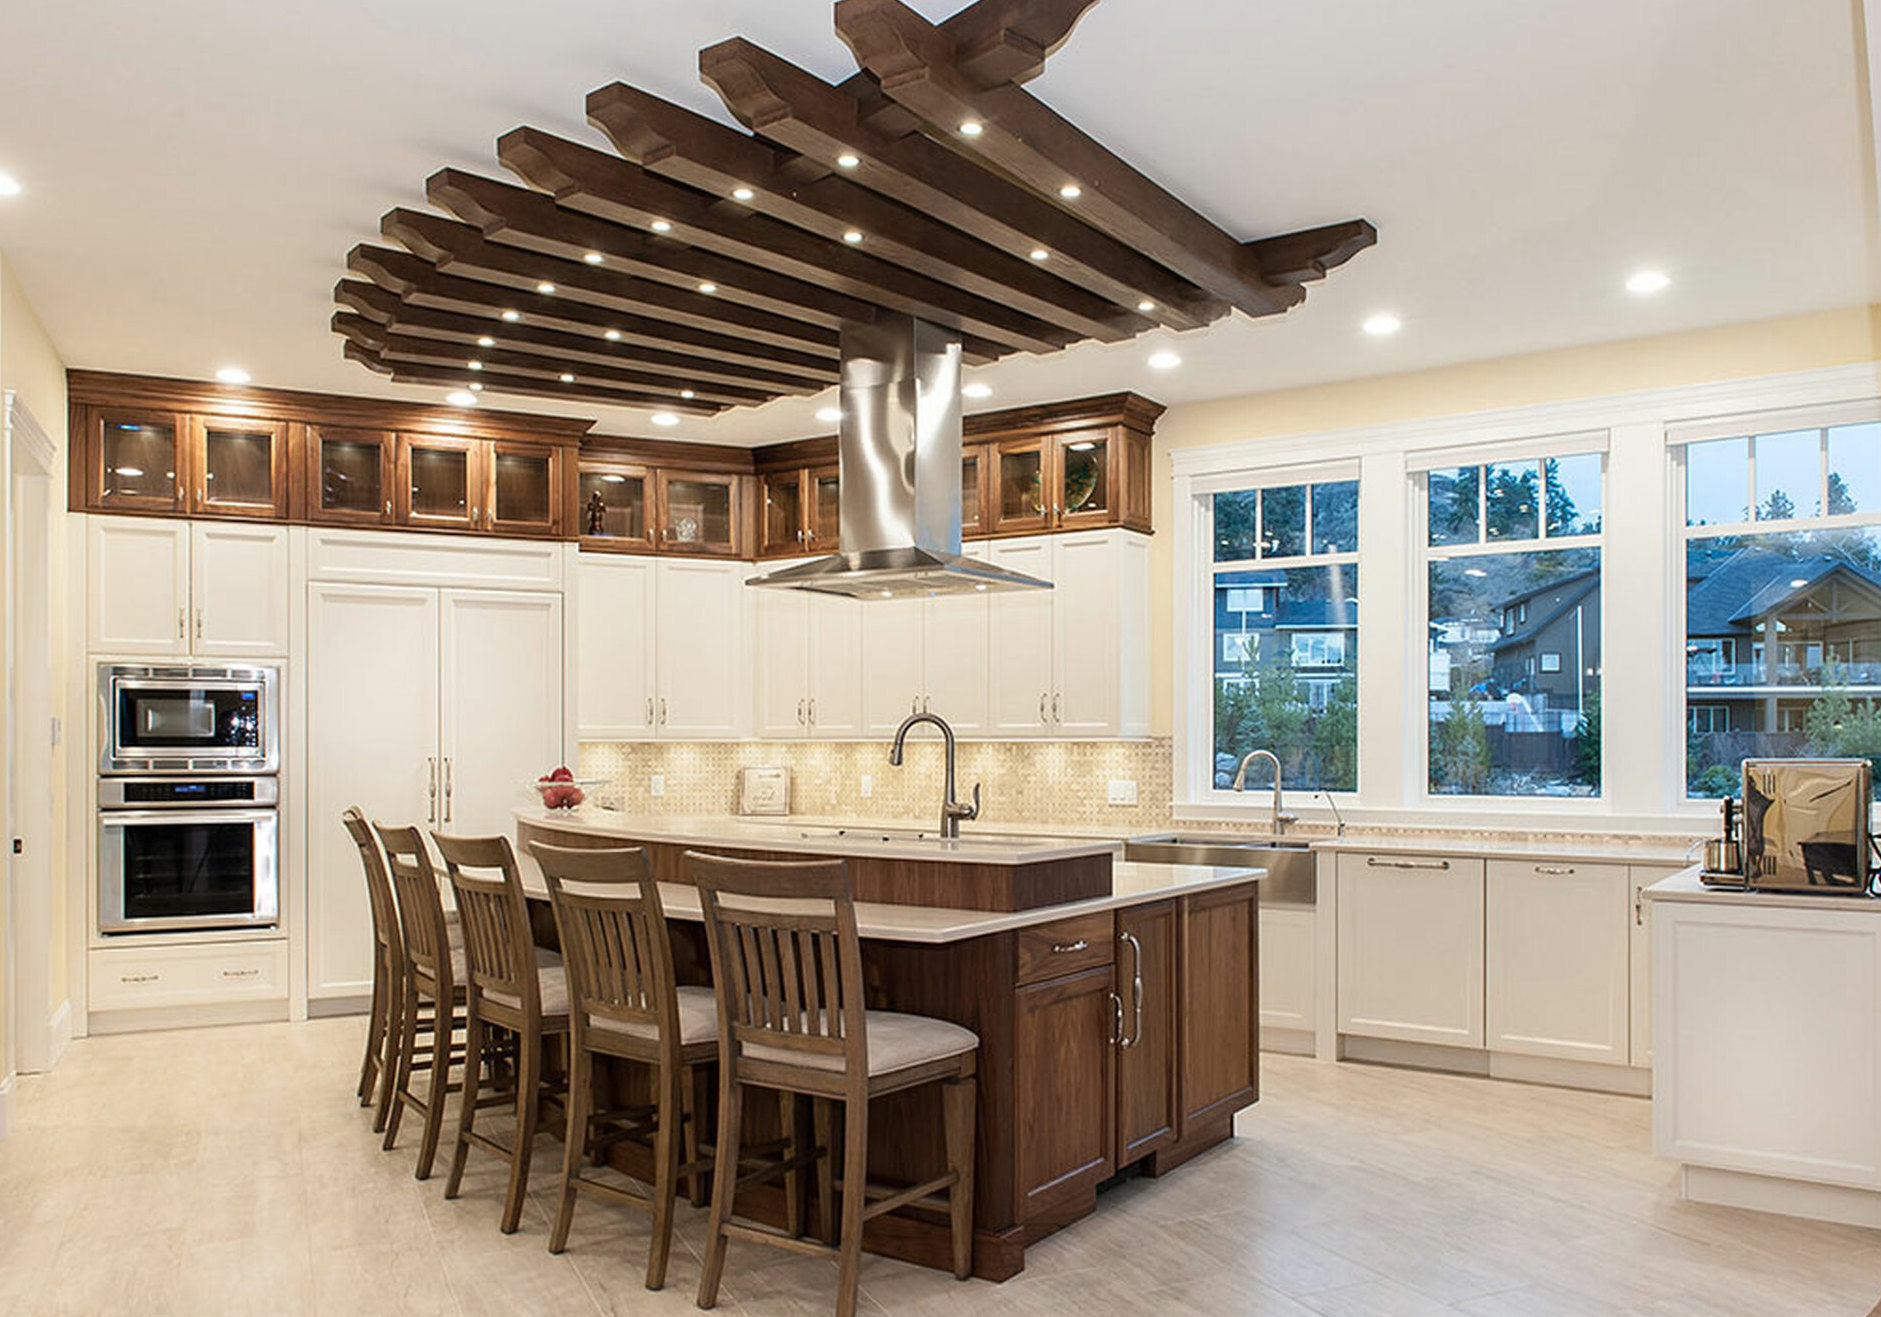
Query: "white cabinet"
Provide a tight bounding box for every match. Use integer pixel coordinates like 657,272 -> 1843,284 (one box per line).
1629,865 -> 1679,1068
924,572 -> 992,736
576,555 -> 656,739
1486,859 -> 1630,1064
576,555 -> 749,740
987,538 -> 1055,735
1336,852 -> 1486,1047
306,580 -> 564,1000
806,595 -> 864,737
87,516 -> 289,657
1259,906 -> 1317,1034
861,599 -> 929,733
755,573 -> 864,738
89,940 -> 289,1013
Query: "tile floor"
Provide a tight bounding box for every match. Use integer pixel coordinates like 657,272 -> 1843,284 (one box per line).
3,1020 -> 1880,1315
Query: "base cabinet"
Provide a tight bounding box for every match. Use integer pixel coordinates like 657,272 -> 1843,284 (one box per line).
1486,859 -> 1630,1064
1013,963 -> 1117,1220
1115,900 -> 1179,1163
1180,886 -> 1260,1127
89,940 -> 288,1012
1258,906 -> 1316,1034
1337,853 -> 1486,1048
1629,866 -> 1678,1068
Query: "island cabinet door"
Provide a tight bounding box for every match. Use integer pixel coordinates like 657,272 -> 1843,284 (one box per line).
1115,900 -> 1180,1165
1179,884 -> 1261,1130
1012,963 -> 1117,1220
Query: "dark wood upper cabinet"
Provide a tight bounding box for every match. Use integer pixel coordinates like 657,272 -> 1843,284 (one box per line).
577,459 -> 654,553
487,442 -> 561,538
306,425 -> 397,526
190,416 -> 290,519
759,467 -> 808,557
807,463 -> 841,552
398,432 -> 483,532
656,469 -> 742,557
89,409 -> 188,514
988,436 -> 1055,536
961,448 -> 987,538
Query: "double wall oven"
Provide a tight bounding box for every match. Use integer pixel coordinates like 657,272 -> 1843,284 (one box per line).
97,664 -> 281,934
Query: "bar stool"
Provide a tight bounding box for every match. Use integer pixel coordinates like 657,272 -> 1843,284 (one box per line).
341,808 -> 400,1129
433,832 -> 571,1234
688,851 -> 978,1317
531,842 -> 718,1289
374,823 -> 468,1179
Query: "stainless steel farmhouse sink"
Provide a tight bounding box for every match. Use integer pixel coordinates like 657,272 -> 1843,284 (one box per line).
1123,833 -> 1318,906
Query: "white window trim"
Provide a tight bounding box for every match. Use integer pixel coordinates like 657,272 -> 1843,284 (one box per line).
1172,360 -> 1881,833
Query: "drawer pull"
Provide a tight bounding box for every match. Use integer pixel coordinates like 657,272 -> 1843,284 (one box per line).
120,973 -> 160,984
1051,939 -> 1089,955
1365,856 -> 1451,870
221,968 -> 261,979
1533,865 -> 1576,875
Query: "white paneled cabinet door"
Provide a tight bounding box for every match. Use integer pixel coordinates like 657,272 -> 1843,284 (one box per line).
861,599 -> 928,734
1259,907 -> 1317,1033
440,590 -> 565,837
653,559 -> 746,738
1051,531 -> 1136,736
1485,860 -> 1630,1064
806,593 -> 864,737
987,537 -> 1054,735
754,584 -> 811,737
1336,853 -> 1486,1047
576,555 -> 655,740
1629,866 -> 1677,1068
306,583 -> 440,1000
88,516 -> 190,655
924,588 -> 991,735
190,522 -> 289,656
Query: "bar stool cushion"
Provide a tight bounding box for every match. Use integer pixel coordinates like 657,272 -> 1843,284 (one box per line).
589,985 -> 719,1048
746,1010 -> 978,1077
479,954 -> 570,1019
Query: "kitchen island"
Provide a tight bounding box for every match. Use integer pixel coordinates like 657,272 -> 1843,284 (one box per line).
515,807 -> 1267,1280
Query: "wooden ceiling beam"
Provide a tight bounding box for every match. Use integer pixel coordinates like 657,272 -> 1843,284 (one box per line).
342,341 -> 726,415
834,0 -> 1313,319
381,207 -> 843,355
344,246 -> 842,378
587,82 -> 1138,345
496,126 -> 1016,365
333,313 -> 773,407
934,0 -> 1101,87
333,281 -> 829,394
700,37 -> 1223,331
1244,219 -> 1379,285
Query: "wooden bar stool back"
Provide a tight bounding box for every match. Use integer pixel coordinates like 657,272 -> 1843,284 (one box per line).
341,807 -> 401,1131
374,822 -> 465,1179
688,851 -> 979,1317
433,831 -> 571,1234
531,842 -> 718,1288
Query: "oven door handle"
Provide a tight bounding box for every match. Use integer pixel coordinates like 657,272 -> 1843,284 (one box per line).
98,808 -> 279,827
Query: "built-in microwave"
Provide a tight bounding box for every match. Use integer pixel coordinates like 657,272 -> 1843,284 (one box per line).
97,777 -> 280,933
99,664 -> 279,776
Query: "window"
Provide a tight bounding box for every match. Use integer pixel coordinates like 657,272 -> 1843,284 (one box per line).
1210,477 -> 1359,793
1681,419 -> 1881,798
1425,453 -> 1603,797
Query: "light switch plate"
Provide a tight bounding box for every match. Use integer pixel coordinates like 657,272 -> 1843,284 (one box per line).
1107,779 -> 1139,806
649,773 -> 666,798
859,774 -> 873,798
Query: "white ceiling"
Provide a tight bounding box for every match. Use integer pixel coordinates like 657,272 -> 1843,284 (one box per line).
0,0 -> 1874,446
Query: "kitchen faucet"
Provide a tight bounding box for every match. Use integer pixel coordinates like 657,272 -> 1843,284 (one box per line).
889,711 -> 980,839
1231,749 -> 1298,837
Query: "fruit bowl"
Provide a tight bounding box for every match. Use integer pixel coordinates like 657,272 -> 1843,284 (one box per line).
530,767 -> 601,810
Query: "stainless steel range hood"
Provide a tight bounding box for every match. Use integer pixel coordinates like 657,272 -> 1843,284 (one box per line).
747,317 -> 1051,600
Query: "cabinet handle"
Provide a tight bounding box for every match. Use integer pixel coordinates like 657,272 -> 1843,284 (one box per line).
808,698 -> 816,725
659,698 -> 668,726
911,695 -> 920,715
1052,693 -> 1062,723
385,500 -> 393,516
797,698 -> 806,727
647,697 -> 655,727
442,758 -> 453,822
1108,990 -> 1124,1046
177,608 -> 186,640
1050,939 -> 1088,955
1365,856 -> 1451,870
120,973 -> 159,984
1635,888 -> 1645,927
922,695 -> 930,714
427,757 -> 438,824
221,968 -> 260,979
1534,864 -> 1576,875
1119,930 -> 1144,1050
194,608 -> 203,641
1038,693 -> 1048,723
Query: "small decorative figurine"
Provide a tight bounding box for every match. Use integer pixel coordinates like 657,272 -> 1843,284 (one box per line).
585,489 -> 607,536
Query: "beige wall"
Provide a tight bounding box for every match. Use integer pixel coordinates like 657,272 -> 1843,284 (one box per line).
1147,303 -> 1881,735
0,253 -> 72,1074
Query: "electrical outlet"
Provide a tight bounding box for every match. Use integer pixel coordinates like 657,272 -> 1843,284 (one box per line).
859,774 -> 873,798
649,773 -> 666,798
1107,779 -> 1139,806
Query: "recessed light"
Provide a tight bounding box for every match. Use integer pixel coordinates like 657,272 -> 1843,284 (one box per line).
650,412 -> 680,427
1627,268 -> 1671,295
559,372 -> 575,383
446,390 -> 478,407
1362,312 -> 1402,336
501,310 -> 520,322
843,230 -> 864,244
959,120 -> 984,137
1029,248 -> 1049,261
0,173 -> 21,198
114,466 -> 145,478
467,360 -> 483,371
477,335 -> 495,347
698,282 -> 717,294
214,367 -> 251,385
836,154 -> 860,169
962,383 -> 993,399
650,219 -> 672,233
679,389 -> 696,399
603,329 -> 622,341
582,251 -> 604,265
1137,300 -> 1156,313
816,406 -> 843,423
1147,351 -> 1181,370
602,474 -> 627,484
732,187 -> 755,201
974,583 -> 989,591
1058,184 -> 1081,200
467,382 -> 482,391
536,281 -> 556,294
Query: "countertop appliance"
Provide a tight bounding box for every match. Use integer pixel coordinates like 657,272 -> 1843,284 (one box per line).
1727,758 -> 1875,895
99,663 -> 279,776
97,776 -> 280,933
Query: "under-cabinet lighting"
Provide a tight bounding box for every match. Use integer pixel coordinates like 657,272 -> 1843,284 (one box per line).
1627,268 -> 1671,294
732,187 -> 756,201
1362,312 -> 1402,336
583,251 -> 604,264
1147,351 -> 1181,370
214,367 -> 251,385
477,335 -> 495,347
445,390 -> 478,407
536,281 -> 556,294
650,412 -> 680,427
837,154 -> 860,169
962,383 -> 992,399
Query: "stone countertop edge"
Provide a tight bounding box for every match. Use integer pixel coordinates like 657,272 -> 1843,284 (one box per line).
1308,835 -> 1702,866
1643,865 -> 1881,913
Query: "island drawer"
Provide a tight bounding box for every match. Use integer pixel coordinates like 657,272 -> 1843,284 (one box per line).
89,939 -> 288,1012
1016,911 -> 1116,984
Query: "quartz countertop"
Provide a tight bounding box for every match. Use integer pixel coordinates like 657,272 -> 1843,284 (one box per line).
514,853 -> 1266,944
1643,865 -> 1881,912
1309,833 -> 1701,866
515,806 -> 1119,865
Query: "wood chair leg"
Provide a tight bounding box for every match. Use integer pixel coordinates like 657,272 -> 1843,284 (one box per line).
442,1005 -> 483,1194
835,1093 -> 870,1317
548,1041 -> 590,1255
372,973 -> 403,1135
646,1061 -> 682,1291
696,1068 -> 744,1310
781,1090 -> 804,1240
684,1064 -> 710,1208
500,1028 -> 543,1234
812,1097 -> 836,1246
359,956 -> 386,1105
382,985 -> 420,1153
942,1076 -> 977,1281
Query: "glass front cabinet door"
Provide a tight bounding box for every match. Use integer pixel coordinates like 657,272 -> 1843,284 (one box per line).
1053,430 -> 1115,529
92,410 -> 188,513
807,465 -> 841,552
656,470 -> 741,557
189,417 -> 290,519
307,426 -> 396,526
487,443 -> 562,537
760,469 -> 806,556
398,434 -> 482,531
989,437 -> 1054,535
961,448 -> 987,538
577,462 -> 653,551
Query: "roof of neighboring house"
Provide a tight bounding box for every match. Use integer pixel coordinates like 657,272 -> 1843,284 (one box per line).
1685,548 -> 1881,635
1489,573 -> 1599,655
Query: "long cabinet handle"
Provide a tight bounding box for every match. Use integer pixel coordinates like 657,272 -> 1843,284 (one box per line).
808,698 -> 816,725
647,697 -> 655,727
1365,856 -> 1451,870
1119,930 -> 1144,1050
1038,693 -> 1048,723
1108,990 -> 1124,1046
1533,864 -> 1576,875
427,757 -> 437,824
1053,692 -> 1062,723
797,698 -> 806,727
177,607 -> 186,640
659,698 -> 668,726
1635,887 -> 1645,927
442,758 -> 453,823
194,608 -> 203,641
